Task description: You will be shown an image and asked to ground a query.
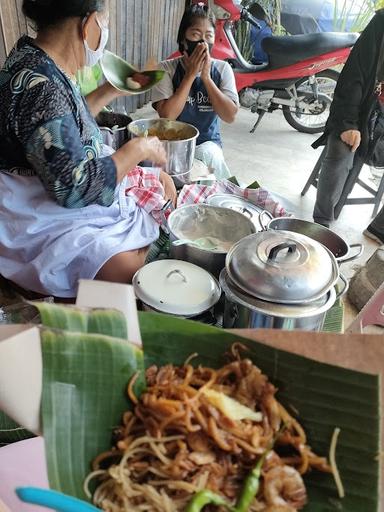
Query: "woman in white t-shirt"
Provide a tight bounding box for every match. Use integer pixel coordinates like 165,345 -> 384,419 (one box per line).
151,4 -> 239,180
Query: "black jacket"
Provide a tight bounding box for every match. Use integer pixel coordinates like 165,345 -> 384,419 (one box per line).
313,9 -> 384,155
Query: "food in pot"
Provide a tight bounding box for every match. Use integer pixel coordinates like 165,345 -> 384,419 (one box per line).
126,72 -> 151,90
142,126 -> 192,141
86,344 -> 337,511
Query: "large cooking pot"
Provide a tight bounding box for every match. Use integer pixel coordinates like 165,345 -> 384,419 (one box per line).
167,204 -> 256,277
132,260 -> 221,324
259,213 -> 363,265
220,269 -> 339,331
221,230 -> 348,331
128,118 -> 199,187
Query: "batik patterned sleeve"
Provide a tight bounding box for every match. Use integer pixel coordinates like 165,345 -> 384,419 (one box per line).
12,67 -> 117,208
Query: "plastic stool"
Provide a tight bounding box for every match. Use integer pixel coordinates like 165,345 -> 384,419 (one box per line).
301,148 -> 384,218
346,281 -> 384,333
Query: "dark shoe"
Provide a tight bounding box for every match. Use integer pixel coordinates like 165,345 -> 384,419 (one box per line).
363,225 -> 384,244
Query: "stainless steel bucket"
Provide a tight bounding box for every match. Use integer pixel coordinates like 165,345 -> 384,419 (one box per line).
128,118 -> 199,186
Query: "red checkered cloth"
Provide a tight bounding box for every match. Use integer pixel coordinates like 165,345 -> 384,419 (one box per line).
177,180 -> 289,217
125,167 -> 167,224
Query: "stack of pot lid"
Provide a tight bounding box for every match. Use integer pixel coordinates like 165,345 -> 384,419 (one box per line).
133,260 -> 221,316
206,194 -> 263,230
225,230 -> 339,304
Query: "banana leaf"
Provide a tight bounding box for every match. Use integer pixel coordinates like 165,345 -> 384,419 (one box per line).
100,50 -> 165,95
35,302 -> 128,340
41,329 -> 145,501
40,308 -> 380,511
37,303 -> 144,500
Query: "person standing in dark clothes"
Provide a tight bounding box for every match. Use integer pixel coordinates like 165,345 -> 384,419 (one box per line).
312,9 -> 384,242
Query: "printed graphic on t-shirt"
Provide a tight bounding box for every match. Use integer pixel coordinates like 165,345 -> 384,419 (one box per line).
187,91 -> 213,112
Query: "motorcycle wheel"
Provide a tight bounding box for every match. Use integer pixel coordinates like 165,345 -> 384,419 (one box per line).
282,69 -> 340,134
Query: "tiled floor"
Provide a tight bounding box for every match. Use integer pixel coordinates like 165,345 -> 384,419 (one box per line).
132,104 -> 384,333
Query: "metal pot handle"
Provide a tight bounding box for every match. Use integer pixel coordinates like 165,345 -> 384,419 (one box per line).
159,199 -> 174,234
237,206 -> 253,220
336,273 -> 349,299
258,210 -> 273,231
337,243 -> 364,264
268,242 -> 297,261
166,269 -> 187,283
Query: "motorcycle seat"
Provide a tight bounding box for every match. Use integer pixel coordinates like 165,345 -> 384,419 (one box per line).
262,32 -> 359,70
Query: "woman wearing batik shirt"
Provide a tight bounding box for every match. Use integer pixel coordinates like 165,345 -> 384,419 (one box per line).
152,4 -> 239,180
0,0 -> 176,299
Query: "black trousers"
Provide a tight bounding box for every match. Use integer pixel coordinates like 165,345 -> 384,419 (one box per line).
313,133 -> 355,225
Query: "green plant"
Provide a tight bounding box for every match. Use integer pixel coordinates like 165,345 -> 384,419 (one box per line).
332,0 -> 376,32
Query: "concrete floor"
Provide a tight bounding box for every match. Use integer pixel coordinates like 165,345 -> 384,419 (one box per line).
132,104 -> 383,332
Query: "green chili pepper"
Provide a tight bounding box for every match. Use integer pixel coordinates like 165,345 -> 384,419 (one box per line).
185,490 -> 233,512
185,447 -> 273,512
233,455 -> 265,512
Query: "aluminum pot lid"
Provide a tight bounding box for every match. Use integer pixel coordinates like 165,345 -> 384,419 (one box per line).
132,260 -> 221,316
226,230 -> 339,304
206,194 -> 262,228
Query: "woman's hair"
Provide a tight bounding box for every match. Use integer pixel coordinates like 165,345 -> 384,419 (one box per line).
177,4 -> 216,53
22,0 -> 106,31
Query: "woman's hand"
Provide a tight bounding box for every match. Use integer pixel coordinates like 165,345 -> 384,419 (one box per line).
113,136 -> 167,183
138,136 -> 167,166
184,43 -> 207,79
201,43 -> 212,82
340,129 -> 361,152
159,170 -> 177,206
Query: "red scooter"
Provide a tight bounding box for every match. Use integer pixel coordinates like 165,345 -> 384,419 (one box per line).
187,0 -> 359,134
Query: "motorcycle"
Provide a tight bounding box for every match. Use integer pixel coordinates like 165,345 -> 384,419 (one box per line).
186,0 -> 359,134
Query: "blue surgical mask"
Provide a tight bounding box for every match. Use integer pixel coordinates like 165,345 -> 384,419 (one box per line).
83,16 -> 109,67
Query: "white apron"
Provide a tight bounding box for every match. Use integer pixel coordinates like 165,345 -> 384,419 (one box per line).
0,173 -> 159,298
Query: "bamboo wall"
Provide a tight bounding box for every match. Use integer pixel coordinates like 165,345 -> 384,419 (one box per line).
0,0 -> 186,113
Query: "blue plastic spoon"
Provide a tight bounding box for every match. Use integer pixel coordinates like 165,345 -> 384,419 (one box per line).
15,487 -> 99,512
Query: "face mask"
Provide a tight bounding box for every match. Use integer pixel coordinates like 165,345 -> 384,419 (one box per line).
184,38 -> 213,56
83,16 -> 109,67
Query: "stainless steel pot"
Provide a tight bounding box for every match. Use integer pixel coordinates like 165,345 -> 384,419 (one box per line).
220,268 -> 339,331
132,260 -> 221,323
259,213 -> 363,265
96,112 -> 132,150
226,230 -> 340,304
167,204 -> 256,277
128,118 -> 199,187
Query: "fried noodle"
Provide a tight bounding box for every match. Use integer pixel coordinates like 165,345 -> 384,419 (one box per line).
85,344 -> 333,511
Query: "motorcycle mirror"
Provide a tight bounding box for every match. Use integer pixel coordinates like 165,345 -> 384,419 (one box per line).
241,9 -> 262,30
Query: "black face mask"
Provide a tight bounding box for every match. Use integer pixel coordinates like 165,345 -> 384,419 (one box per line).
184,38 -> 213,56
